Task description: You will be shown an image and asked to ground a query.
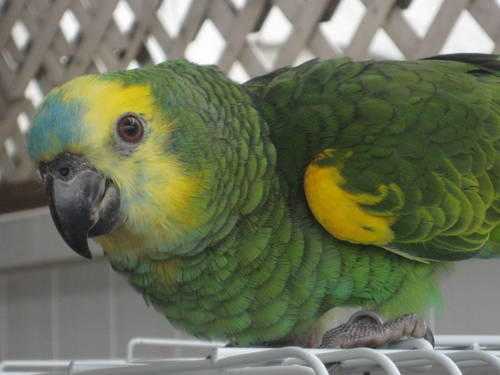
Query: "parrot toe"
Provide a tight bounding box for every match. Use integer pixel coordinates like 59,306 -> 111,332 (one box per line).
319,311 -> 434,349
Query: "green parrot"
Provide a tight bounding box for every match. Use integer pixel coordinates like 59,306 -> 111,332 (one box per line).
27,53 -> 500,348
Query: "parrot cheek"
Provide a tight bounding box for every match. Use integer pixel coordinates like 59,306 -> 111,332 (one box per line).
43,152 -> 124,259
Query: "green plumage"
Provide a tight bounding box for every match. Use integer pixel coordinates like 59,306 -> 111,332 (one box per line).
247,54 -> 500,261
110,185 -> 441,345
29,54 -> 500,346
106,55 -> 499,345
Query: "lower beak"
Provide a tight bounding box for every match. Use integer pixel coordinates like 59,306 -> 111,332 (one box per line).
45,154 -> 122,259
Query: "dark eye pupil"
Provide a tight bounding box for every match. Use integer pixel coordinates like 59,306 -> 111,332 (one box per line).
117,114 -> 144,143
123,120 -> 138,135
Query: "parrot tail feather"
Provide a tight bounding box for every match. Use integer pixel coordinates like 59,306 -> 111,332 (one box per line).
423,53 -> 500,74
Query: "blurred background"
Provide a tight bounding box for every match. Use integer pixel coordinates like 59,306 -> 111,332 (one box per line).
0,0 -> 499,361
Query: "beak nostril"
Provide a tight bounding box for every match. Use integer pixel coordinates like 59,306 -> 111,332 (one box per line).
59,167 -> 70,177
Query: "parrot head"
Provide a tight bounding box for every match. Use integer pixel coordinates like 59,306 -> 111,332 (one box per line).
27,61 -> 269,259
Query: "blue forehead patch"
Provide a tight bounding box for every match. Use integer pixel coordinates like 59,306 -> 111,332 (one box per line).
27,92 -> 85,161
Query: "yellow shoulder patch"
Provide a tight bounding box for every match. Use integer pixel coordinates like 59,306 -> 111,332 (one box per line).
304,149 -> 395,246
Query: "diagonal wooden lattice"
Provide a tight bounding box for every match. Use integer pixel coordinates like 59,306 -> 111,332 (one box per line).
0,0 -> 499,212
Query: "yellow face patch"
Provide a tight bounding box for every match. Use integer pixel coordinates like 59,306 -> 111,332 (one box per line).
60,75 -> 157,148
57,75 -> 204,248
304,149 -> 395,245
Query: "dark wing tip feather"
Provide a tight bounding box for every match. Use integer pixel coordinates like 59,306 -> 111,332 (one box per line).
423,53 -> 500,74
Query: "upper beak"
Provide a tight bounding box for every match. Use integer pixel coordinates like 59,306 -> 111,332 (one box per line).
43,153 -> 122,259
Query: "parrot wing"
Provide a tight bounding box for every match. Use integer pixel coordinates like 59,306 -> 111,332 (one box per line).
248,54 -> 500,262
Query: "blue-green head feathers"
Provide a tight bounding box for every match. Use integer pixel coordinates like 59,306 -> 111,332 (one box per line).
28,91 -> 85,162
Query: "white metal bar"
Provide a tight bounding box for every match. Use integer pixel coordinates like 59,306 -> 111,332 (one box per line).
387,350 -> 462,375
225,366 -> 314,375
436,335 -> 500,348
68,360 -> 136,374
0,360 -> 137,375
71,365 -> 314,375
334,349 -> 500,371
2,336 -> 500,375
294,348 -> 401,375
0,360 -> 71,371
214,347 -> 329,375
127,338 -> 226,362
78,347 -> 330,375
224,366 -> 314,375
126,339 -> 327,374
446,350 -> 500,370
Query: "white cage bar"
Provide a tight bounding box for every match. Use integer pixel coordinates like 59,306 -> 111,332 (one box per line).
1,336 -> 500,375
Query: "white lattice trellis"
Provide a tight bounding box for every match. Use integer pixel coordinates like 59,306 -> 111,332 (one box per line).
0,0 -> 499,211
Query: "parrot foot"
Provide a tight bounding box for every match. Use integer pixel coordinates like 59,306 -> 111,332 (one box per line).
319,310 -> 434,349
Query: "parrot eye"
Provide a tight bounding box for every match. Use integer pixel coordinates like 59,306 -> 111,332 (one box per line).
116,113 -> 145,144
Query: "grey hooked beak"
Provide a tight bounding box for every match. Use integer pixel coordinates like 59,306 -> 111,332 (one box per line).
42,153 -> 123,259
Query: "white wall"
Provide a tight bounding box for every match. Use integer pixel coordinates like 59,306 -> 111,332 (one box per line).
0,208 -> 189,360
0,208 -> 499,361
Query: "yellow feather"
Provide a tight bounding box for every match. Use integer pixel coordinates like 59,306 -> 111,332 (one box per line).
59,75 -> 204,249
304,149 -> 395,245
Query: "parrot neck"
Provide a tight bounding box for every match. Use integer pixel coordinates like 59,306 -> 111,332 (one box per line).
105,176 -> 323,343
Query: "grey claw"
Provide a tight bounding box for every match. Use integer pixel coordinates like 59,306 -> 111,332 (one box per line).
424,326 -> 435,348
326,363 -> 342,375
